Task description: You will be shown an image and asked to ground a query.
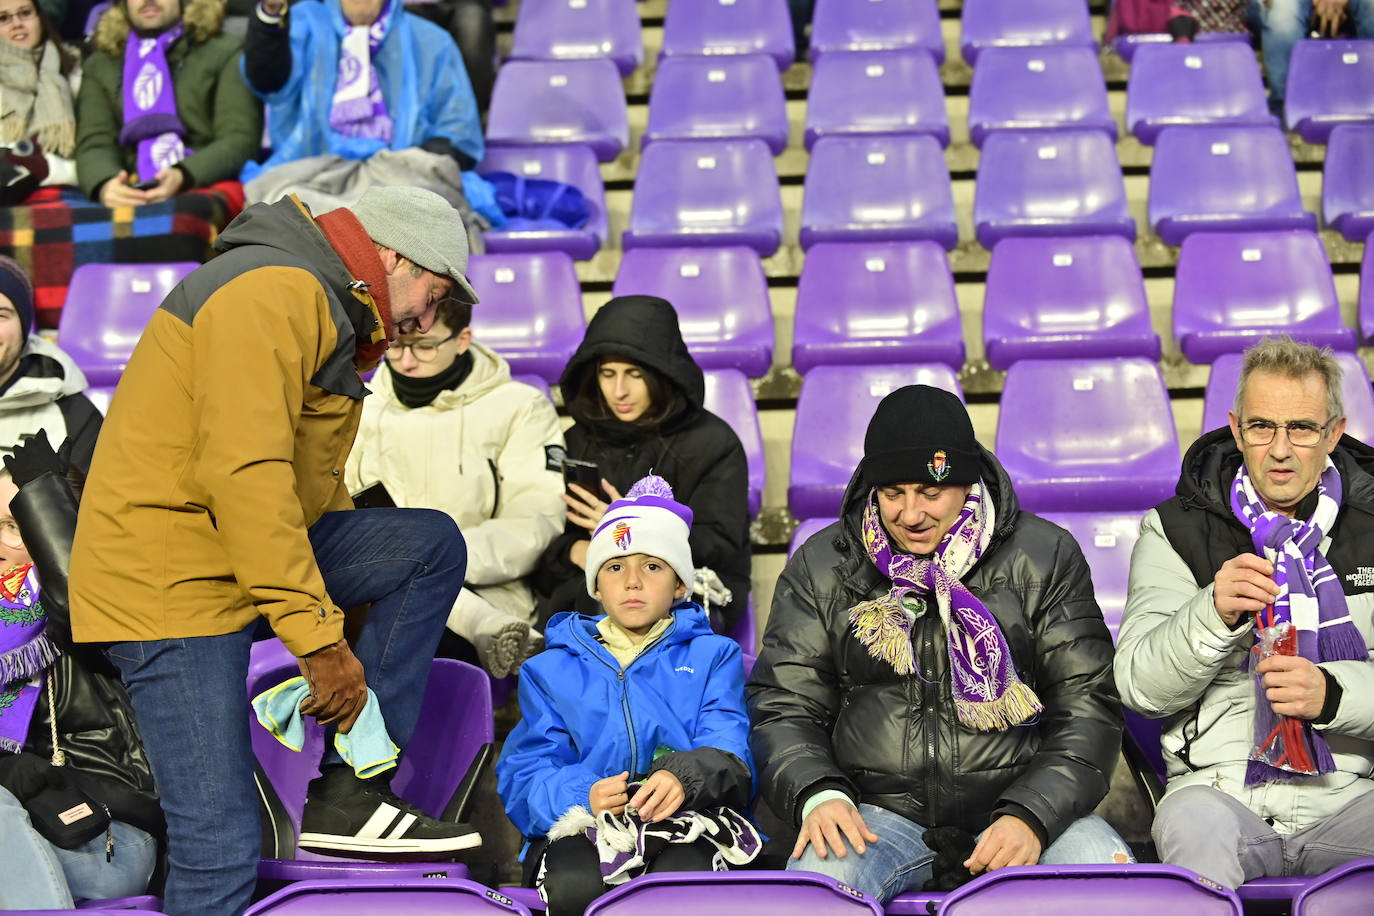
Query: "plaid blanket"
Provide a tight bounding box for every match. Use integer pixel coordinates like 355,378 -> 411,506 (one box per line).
0,182 -> 245,328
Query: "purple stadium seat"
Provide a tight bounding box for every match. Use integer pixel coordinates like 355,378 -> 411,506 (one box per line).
500,887 -> 545,913
244,877 -> 533,915
1238,876 -> 1319,913
1323,124 -> 1374,242
1202,351 -> 1374,442
1148,125 -> 1315,246
792,240 -> 965,373
701,368 -> 767,517
1291,859 -> 1374,915
645,55 -> 787,154
509,0 -> 643,76
623,139 -> 783,256
74,896 -> 163,911
982,235 -> 1160,369
465,251 -> 586,384
800,135 -> 958,250
996,358 -> 1180,513
884,892 -> 946,914
968,46 -> 1116,148
1173,231 -> 1355,364
974,130 -> 1135,249
1041,511 -> 1142,637
804,49 -> 949,149
479,144 -> 607,260
1112,31 -> 1252,64
809,0 -> 944,63
84,384 -> 115,415
959,0 -> 1096,66
513,374 -> 555,401
789,363 -> 963,520
612,246 -> 774,377
938,865 -> 1243,915
582,871 -> 883,915
485,59 -> 628,162
58,262 -> 198,386
728,597 -> 757,654
660,0 -> 795,71
1285,39 -> 1374,144
1363,231 -> 1374,343
1125,42 -> 1276,144
788,517 -> 838,558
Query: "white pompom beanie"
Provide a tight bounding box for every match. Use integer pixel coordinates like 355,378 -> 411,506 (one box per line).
585,475 -> 695,597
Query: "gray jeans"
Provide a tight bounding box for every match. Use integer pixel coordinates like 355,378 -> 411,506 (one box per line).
1154,784 -> 1374,888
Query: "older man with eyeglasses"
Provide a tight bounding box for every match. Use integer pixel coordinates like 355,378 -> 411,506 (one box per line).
1117,335 -> 1374,888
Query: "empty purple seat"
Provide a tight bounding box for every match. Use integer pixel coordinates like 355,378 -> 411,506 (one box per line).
805,49 -> 949,149
244,877 -> 532,915
800,135 -> 958,250
1113,31 -> 1253,64
58,262 -> 198,386
789,363 -> 963,520
1173,231 -> 1354,364
1041,511 -> 1143,638
480,144 -> 607,260
486,59 -> 628,162
583,871 -> 883,915
809,0 -> 944,63
624,139 -> 783,256
939,865 -> 1243,915
702,368 -> 767,517
1292,858 -> 1374,915
974,130 -> 1135,249
1363,231 -> 1374,342
73,895 -> 163,911
793,240 -> 965,373
1202,352 -> 1374,442
1323,124 -> 1374,242
788,516 -> 838,558
996,358 -> 1179,513
612,246 -> 774,377
660,0 -> 794,71
1126,42 -> 1276,144
1148,125 -> 1315,245
644,55 -> 788,154
983,235 -> 1159,369
465,251 -> 586,384
968,46 -> 1116,147
960,0 -> 1096,66
508,0 -> 643,75
1285,39 -> 1374,143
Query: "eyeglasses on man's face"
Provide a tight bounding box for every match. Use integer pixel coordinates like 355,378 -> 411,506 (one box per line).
1239,417 -> 1338,448
0,518 -> 23,550
384,331 -> 458,363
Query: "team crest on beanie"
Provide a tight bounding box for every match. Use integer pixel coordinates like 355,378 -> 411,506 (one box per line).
613,521 -> 632,550
928,449 -> 950,482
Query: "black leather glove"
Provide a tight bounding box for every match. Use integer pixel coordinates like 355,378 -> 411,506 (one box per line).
4,429 -> 65,488
922,826 -> 979,892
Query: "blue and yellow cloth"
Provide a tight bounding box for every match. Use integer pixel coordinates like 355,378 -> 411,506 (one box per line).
252,676 -> 399,778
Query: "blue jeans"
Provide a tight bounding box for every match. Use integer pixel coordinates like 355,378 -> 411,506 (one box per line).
106,508 -> 466,916
0,785 -> 157,908
789,804 -> 1133,904
1249,0 -> 1374,106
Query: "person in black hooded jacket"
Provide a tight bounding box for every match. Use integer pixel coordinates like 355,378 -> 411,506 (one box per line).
533,295 -> 751,636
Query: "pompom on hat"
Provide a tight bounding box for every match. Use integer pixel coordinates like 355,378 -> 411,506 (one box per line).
585,475 -> 694,598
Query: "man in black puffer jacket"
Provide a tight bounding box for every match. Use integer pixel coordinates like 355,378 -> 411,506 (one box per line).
748,386 -> 1126,905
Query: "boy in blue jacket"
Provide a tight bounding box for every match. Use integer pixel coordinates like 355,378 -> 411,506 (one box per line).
497,475 -> 757,915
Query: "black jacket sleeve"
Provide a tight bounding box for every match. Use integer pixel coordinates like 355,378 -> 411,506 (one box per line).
683,428 -> 751,629
56,393 -> 102,475
650,748 -> 751,813
0,750 -> 51,801
244,6 -> 293,95
419,136 -> 478,171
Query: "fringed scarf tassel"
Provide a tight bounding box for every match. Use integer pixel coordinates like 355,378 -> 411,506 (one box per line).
848,598 -> 916,676
955,679 -> 1043,733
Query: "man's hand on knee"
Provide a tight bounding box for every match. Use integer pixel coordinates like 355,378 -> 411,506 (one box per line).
792,799 -> 879,861
964,815 -> 1042,875
298,639 -> 368,733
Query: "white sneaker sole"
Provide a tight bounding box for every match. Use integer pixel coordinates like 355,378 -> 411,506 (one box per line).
297,831 -> 483,854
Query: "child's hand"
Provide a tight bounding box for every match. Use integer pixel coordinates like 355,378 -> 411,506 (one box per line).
628,769 -> 684,822
589,771 -> 630,816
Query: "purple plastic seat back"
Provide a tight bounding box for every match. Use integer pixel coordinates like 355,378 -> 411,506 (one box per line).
800,135 -> 957,251
996,358 -> 1179,513
884,891 -> 946,914
728,597 -> 757,654
793,240 -> 964,373
974,130 -> 1135,249
1113,31 -> 1252,63
612,246 -> 774,378
582,870 -> 883,915
788,517 -> 839,558
1291,858 -> 1374,915
465,251 -> 586,384
1285,40 -> 1374,143
645,55 -> 787,154
959,0 -> 1096,66
58,262 -> 199,386
1126,42 -> 1276,144
982,235 -> 1159,369
1148,125 -> 1315,246
512,374 -> 554,401
480,144 -> 607,260
1363,230 -> 1374,343
968,46 -> 1116,148
1202,351 -> 1374,443
74,895 -> 163,911
804,49 -> 949,149
624,139 -> 783,256
1323,124 -> 1374,243
702,368 -> 767,518
939,865 -> 1243,915
1124,707 -> 1168,786
661,0 -> 795,71
809,0 -> 944,63
1173,231 -> 1354,364
244,877 -> 532,915
1040,511 -> 1142,638
789,363 -> 963,519
509,0 -> 643,76
85,384 -> 116,415
486,59 -> 628,162
1239,875 -> 1319,909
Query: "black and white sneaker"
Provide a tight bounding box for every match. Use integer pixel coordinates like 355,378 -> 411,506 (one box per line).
298,767 -> 482,855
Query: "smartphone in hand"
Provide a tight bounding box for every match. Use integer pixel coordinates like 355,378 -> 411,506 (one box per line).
562,459 -> 606,503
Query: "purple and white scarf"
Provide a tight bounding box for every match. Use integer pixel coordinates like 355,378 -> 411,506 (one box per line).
849,483 -> 1043,732
1230,459 -> 1368,784
0,564 -> 53,755
329,0 -> 394,143
119,25 -> 191,184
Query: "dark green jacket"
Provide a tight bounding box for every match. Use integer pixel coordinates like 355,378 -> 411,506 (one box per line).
75,32 -> 262,199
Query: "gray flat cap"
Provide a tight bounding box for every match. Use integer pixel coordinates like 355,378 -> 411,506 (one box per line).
351,185 -> 480,305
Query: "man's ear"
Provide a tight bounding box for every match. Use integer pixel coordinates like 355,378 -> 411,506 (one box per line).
455,326 -> 474,354
1228,409 -> 1244,450
674,579 -> 687,600
375,246 -> 401,275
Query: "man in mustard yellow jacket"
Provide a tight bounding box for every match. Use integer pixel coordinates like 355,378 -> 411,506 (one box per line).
69,186 -> 482,916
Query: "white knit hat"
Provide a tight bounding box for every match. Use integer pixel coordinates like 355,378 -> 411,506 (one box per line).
585,475 -> 695,598
351,185 -> 480,305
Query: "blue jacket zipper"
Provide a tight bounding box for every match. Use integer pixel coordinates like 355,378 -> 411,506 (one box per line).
572,618 -> 678,780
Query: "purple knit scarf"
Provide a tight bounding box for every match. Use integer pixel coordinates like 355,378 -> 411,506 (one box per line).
0,564 -> 53,754
849,483 -> 1043,731
329,0 -> 394,143
119,24 -> 191,184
